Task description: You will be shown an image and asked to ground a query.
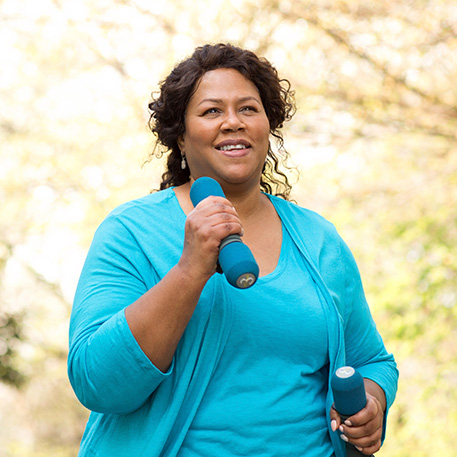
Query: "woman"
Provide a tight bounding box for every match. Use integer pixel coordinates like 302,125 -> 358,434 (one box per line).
68,43 -> 398,456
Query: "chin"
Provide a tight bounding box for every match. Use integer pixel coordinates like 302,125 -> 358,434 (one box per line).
221,173 -> 262,189
190,165 -> 262,188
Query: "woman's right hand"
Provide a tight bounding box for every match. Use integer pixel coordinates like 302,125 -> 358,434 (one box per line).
179,196 -> 243,283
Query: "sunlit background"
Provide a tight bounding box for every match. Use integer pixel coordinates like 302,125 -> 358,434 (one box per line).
1,0 -> 456,455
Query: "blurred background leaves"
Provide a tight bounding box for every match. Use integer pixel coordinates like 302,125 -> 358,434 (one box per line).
1,0 -> 456,455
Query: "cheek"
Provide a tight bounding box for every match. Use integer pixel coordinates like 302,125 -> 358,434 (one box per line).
257,115 -> 271,137
182,120 -> 212,147
258,121 -> 271,148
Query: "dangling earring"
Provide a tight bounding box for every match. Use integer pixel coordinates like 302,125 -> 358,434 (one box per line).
181,154 -> 187,170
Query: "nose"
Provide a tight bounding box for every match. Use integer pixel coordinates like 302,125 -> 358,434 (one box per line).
221,109 -> 245,131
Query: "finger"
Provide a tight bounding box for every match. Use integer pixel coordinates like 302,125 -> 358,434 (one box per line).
340,432 -> 382,455
338,397 -> 383,448
329,405 -> 342,432
212,220 -> 244,242
186,217 -> 241,250
340,420 -> 383,452
193,196 -> 239,216
193,199 -> 242,235
340,397 -> 382,438
340,416 -> 382,441
343,427 -> 383,448
354,439 -> 382,455
188,206 -> 241,238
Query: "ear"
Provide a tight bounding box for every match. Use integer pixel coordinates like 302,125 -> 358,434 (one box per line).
177,133 -> 185,152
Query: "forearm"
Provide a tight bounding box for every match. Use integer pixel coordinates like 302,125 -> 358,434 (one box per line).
364,378 -> 387,412
68,308 -> 172,414
124,261 -> 210,373
68,260 -> 208,414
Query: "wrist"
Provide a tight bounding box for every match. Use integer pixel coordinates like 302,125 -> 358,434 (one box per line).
175,258 -> 214,290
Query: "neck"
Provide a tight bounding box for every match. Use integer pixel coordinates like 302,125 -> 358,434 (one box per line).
222,184 -> 266,222
176,179 -> 268,223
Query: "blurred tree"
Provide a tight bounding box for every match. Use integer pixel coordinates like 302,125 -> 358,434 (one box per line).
1,0 -> 456,455
0,312 -> 25,386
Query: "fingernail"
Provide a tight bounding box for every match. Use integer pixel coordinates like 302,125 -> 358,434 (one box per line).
331,420 -> 337,432
344,419 -> 352,426
356,446 -> 363,451
339,425 -> 344,433
339,434 -> 348,443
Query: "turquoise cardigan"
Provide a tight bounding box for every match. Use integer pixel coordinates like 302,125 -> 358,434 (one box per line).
68,188 -> 398,456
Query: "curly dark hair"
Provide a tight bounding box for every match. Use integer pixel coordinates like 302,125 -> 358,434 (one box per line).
148,43 -> 296,199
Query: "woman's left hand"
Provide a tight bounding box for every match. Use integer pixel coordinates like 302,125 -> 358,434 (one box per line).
330,390 -> 384,455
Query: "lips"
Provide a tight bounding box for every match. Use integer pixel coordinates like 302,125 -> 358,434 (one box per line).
215,139 -> 252,155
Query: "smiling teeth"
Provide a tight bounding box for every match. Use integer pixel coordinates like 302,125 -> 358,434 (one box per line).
219,144 -> 247,151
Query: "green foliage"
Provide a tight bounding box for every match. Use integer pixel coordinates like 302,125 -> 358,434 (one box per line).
0,313 -> 26,387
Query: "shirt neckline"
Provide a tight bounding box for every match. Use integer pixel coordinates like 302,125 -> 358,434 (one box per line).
170,187 -> 286,281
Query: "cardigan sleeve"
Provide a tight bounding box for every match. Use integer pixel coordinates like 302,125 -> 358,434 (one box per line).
68,215 -> 173,415
338,238 -> 398,410
337,237 -> 399,444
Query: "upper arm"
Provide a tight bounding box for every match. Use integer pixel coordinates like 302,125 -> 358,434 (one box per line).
68,216 -> 171,414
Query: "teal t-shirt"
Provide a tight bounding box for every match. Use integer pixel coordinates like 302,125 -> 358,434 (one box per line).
178,224 -> 335,457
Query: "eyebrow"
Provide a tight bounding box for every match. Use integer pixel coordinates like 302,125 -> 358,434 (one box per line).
196,96 -> 261,107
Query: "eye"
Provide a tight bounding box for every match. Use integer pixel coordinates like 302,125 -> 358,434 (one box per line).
241,106 -> 258,113
202,107 -> 220,116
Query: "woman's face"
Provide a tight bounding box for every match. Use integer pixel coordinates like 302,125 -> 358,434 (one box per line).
178,68 -> 270,190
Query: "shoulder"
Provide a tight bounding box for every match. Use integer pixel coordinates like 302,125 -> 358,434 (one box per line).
107,188 -> 178,221
98,187 -> 183,233
84,188 -> 184,279
91,188 -> 182,246
267,194 -> 340,243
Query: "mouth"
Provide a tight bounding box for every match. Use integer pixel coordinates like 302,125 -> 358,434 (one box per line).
215,140 -> 252,156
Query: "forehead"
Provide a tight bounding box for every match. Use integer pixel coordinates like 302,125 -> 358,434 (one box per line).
190,68 -> 261,102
